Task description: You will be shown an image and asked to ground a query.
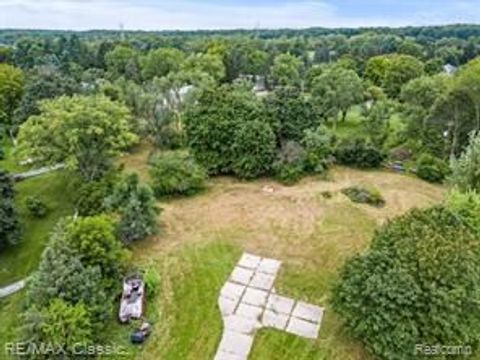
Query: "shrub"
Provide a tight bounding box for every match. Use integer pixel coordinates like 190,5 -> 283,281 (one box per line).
232,120 -> 276,179
106,173 -> 160,244
273,141 -> 306,185
149,151 -> 207,197
321,191 -> 333,199
144,264 -> 161,299
22,299 -> 94,357
389,146 -> 413,162
302,126 -> 334,174
445,189 -> 480,236
65,215 -> 128,284
335,138 -> 385,168
0,147 -> 4,160
341,186 -> 385,207
415,153 -> 449,183
25,196 -> 48,218
333,207 -> 480,360
27,223 -> 110,324
73,176 -> 116,216
450,131 -> 480,192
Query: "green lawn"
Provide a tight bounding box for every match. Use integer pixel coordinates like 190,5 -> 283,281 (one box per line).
0,171 -> 74,286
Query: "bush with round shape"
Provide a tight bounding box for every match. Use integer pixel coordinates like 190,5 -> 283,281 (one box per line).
273,141 -> 307,185
149,151 -> 207,197
232,120 -> 276,179
415,153 -> 449,183
341,186 -> 385,207
25,196 -> 48,218
335,138 -> 385,168
333,206 -> 480,360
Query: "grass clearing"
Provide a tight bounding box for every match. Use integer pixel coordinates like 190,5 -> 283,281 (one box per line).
113,164 -> 445,359
0,171 -> 74,286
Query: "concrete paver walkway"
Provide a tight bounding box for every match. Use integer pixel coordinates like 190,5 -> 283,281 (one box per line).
215,253 -> 324,360
0,279 -> 26,298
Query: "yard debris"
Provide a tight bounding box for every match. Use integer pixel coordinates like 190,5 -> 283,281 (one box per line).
119,275 -> 145,323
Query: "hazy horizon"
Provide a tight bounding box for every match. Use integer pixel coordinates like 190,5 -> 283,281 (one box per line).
0,0 -> 479,32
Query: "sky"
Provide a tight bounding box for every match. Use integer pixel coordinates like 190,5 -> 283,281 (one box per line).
0,0 -> 479,31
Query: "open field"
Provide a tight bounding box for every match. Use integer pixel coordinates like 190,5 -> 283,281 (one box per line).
113,160 -> 446,360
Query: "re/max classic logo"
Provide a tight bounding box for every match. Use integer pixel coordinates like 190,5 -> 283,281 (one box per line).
5,342 -> 127,357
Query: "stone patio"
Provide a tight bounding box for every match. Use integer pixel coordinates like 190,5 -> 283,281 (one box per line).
214,253 -> 325,360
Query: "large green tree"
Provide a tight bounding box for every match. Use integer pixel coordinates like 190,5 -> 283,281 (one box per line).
333,206 -> 480,360
266,86 -> 319,142
0,63 -> 24,136
0,170 -> 21,250
366,55 -> 425,97
456,58 -> 480,131
184,82 -> 269,175
141,48 -> 185,80
232,120 -> 276,179
271,53 -> 303,87
17,95 -> 138,181
311,66 -> 364,128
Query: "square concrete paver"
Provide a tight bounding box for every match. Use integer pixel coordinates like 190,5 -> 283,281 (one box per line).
224,315 -> 259,335
230,267 -> 254,285
257,258 -> 281,275
249,272 -> 275,291
266,294 -> 295,315
238,253 -> 261,270
292,302 -> 324,323
219,296 -> 239,316
286,317 -> 320,339
218,330 -> 254,357
262,309 -> 289,330
242,288 -> 269,307
221,282 -> 246,301
236,303 -> 264,321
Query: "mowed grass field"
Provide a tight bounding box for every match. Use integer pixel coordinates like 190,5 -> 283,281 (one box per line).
113,147 -> 447,360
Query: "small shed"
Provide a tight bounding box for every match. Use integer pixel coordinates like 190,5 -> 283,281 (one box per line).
119,275 -> 145,323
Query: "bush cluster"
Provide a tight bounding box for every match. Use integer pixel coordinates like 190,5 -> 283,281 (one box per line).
341,186 -> 385,207
335,138 -> 386,168
25,196 -> 48,218
149,151 -> 207,197
415,153 -> 449,183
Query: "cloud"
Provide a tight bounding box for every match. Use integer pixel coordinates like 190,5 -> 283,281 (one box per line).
0,0 -> 478,31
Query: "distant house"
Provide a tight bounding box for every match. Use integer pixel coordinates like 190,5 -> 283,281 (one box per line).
443,64 -> 458,76
238,74 -> 267,92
